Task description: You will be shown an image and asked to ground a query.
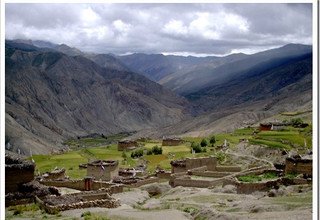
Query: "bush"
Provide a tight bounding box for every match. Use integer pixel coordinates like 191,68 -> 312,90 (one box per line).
152,145 -> 163,155
200,139 -> 208,147
209,136 -> 216,146
191,142 -> 205,153
215,151 -> 226,163
291,118 -> 304,127
131,149 -> 144,158
147,149 -> 153,155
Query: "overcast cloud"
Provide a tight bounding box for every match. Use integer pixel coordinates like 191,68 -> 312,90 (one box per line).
5,3 -> 312,56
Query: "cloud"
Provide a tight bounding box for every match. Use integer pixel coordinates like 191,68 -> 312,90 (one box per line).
5,3 -> 312,56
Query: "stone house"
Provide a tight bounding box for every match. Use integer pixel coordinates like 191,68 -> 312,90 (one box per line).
118,140 -> 138,151
259,123 -> 272,131
171,157 -> 217,173
87,160 -> 119,181
162,138 -> 183,146
5,154 -> 35,194
284,157 -> 312,176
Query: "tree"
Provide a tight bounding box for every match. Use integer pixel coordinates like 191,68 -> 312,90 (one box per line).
209,136 -> 216,146
200,139 -> 208,147
152,145 -> 163,155
191,142 -> 203,153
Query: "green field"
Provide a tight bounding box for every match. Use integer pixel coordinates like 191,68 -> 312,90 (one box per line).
32,125 -> 312,179
249,127 -> 312,150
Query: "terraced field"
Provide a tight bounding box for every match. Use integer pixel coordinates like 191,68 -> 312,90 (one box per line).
32,125 -> 312,179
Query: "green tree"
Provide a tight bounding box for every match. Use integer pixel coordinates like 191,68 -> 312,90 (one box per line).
152,145 -> 163,155
200,139 -> 208,147
191,142 -> 202,153
209,136 -> 216,146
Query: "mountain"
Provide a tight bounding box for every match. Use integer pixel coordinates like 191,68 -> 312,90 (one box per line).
187,53 -> 312,112
85,53 -> 129,72
5,42 -> 191,155
160,44 -> 312,96
117,53 -> 219,82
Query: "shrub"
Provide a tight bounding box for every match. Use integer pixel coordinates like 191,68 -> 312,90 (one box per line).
131,149 -> 144,158
183,206 -> 199,215
191,142 -> 205,153
200,139 -> 208,147
152,145 -> 163,155
215,151 -> 226,163
291,118 -> 304,127
209,136 -> 216,146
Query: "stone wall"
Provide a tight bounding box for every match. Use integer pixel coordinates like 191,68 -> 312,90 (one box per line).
285,158 -> 312,176
128,177 -> 160,188
41,180 -> 85,191
5,155 -> 35,194
190,171 -> 234,178
36,190 -> 120,214
216,166 -> 241,172
156,172 -> 171,179
235,179 -> 281,194
43,169 -> 66,180
186,157 -> 217,171
171,177 -> 213,188
40,179 -> 123,193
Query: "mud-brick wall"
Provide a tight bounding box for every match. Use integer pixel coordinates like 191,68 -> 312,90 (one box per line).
236,179 -> 281,194
285,158 -> 312,176
91,181 -> 117,191
172,166 -> 187,174
6,164 -> 34,193
216,166 -> 241,172
190,171 -> 232,178
162,139 -> 183,146
156,172 -> 171,179
45,170 -> 66,180
41,180 -> 85,191
186,157 -> 217,171
87,164 -> 119,181
172,178 -> 213,188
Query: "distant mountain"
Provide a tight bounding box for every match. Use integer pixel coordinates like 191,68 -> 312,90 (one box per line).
5,42 -> 191,155
117,53 -> 220,81
85,53 -> 129,72
187,53 -> 312,112
160,44 -> 312,95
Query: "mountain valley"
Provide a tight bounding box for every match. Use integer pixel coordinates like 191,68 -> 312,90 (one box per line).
5,40 -> 313,155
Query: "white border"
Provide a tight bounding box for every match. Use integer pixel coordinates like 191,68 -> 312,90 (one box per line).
312,1 -> 319,220
1,0 -> 5,219
0,1 -> 318,219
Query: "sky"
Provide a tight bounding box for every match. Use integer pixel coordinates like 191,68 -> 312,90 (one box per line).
5,3 -> 312,56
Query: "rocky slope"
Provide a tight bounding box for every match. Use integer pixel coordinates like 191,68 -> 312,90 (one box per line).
5,42 -> 191,155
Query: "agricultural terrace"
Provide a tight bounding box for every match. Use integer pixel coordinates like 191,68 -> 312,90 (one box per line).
31,125 -> 312,179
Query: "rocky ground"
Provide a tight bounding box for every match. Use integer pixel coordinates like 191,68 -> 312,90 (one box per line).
55,182 -> 312,220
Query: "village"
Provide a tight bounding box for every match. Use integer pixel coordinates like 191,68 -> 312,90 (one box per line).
5,120 -> 313,219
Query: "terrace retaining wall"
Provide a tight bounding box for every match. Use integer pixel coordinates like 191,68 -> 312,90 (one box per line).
40,180 -> 123,193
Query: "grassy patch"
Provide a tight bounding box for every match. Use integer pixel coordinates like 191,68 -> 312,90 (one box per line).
237,171 -> 278,182
250,127 -> 312,149
81,211 -> 111,220
249,139 -> 290,150
8,204 -> 40,215
183,206 -> 199,215
266,191 -> 312,210
32,151 -> 87,179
